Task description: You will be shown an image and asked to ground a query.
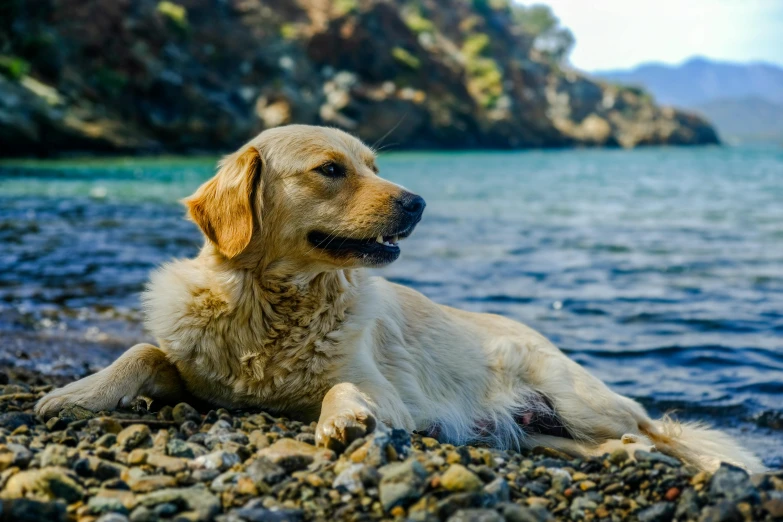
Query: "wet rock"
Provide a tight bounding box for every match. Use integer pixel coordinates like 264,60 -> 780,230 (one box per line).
0,442 -> 33,470
498,503 -> 553,522
145,453 -> 187,474
87,489 -> 137,515
698,500 -> 744,522
191,450 -> 241,472
166,438 -> 195,459
58,404 -> 94,422
96,514 -> 130,522
709,463 -> 760,504
172,403 -> 201,424
232,503 -> 304,522
333,462 -> 380,494
447,508 -> 503,522
0,412 -> 35,430
137,486 -> 220,522
634,450 -> 682,467
90,417 -> 124,434
638,501 -> 675,522
442,464 -> 484,492
245,457 -> 287,486
379,459 -> 427,510
0,498 -> 67,522
484,477 -> 510,503
116,425 -> 152,451
128,474 -> 177,493
256,438 -> 334,472
1,466 -> 85,503
609,448 -> 630,464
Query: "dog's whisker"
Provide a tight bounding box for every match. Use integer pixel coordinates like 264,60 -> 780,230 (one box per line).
371,112 -> 409,152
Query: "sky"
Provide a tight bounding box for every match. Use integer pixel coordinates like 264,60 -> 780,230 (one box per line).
522,0 -> 783,71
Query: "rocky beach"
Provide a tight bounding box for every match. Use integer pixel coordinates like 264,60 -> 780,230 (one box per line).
0,368 -> 781,522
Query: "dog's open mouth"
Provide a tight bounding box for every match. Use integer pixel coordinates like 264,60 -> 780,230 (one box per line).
307,226 -> 414,264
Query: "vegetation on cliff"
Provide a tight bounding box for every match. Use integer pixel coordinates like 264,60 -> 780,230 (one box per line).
0,0 -> 719,156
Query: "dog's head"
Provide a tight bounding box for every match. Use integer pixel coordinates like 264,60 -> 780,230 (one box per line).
184,125 -> 425,270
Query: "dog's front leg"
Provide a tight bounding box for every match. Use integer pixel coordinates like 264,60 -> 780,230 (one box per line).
35,343 -> 184,418
315,381 -> 414,451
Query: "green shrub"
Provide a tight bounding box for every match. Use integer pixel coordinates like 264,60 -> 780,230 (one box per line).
392,47 -> 421,70
334,0 -> 359,16
280,24 -> 298,40
0,55 -> 30,80
462,33 -> 490,58
156,1 -> 188,29
403,9 -> 435,35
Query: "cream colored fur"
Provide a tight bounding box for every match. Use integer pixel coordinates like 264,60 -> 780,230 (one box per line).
36,125 -> 764,473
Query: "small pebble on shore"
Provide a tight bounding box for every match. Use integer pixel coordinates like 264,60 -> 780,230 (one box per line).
0,368 -> 781,522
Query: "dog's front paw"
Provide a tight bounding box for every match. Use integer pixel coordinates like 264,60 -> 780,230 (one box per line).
35,374 -> 133,419
316,407 -> 377,451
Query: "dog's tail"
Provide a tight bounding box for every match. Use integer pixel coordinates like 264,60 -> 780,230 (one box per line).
641,415 -> 765,473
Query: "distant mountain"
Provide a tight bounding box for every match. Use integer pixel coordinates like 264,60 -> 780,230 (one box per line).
593,57 -> 783,107
593,58 -> 783,143
693,97 -> 783,144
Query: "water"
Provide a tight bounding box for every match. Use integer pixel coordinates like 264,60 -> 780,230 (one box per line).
1,146 -> 782,466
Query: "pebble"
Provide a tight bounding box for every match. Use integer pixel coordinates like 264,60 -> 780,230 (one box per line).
637,501 -> 675,522
116,425 -> 152,451
0,370 -> 779,521
256,438 -> 334,471
441,464 -> 484,492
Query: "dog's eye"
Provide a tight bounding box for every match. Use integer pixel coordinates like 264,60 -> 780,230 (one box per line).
317,162 -> 345,178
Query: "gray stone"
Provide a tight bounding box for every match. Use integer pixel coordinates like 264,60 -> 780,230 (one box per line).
2,498 -> 67,522
172,403 -> 201,424
484,477 -> 510,504
709,463 -> 760,504
245,457 -> 286,485
137,486 -> 220,522
210,471 -> 248,492
634,450 -> 682,468
96,514 -> 130,522
3,467 -> 85,503
638,501 -> 675,522
698,501 -> 744,522
87,495 -> 130,515
116,425 -> 152,451
40,444 -> 72,468
379,459 -> 427,510
232,506 -> 305,522
447,508 -> 503,522
191,450 -> 241,471
333,463 -> 368,493
1,442 -> 33,469
498,503 -> 553,522
675,488 -> 701,520
0,412 -> 35,430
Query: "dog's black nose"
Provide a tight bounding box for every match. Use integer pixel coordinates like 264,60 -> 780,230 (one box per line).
398,193 -> 426,217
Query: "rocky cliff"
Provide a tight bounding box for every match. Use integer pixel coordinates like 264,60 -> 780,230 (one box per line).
0,0 -> 719,156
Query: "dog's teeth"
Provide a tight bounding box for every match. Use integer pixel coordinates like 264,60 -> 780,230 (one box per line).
392,235 -> 399,244
376,235 -> 384,244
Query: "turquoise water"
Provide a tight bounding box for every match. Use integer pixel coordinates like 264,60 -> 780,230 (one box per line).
1,146 -> 782,466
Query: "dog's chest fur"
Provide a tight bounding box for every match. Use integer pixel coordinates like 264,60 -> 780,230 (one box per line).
145,261 -> 359,412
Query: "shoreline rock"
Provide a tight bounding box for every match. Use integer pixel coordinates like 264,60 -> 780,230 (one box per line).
0,0 -> 718,158
1,370 -> 781,521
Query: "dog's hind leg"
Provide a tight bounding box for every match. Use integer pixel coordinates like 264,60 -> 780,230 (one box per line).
524,433 -> 655,461
35,343 -> 184,418
520,347 -> 764,472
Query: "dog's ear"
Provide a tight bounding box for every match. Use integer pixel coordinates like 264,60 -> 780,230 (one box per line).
184,146 -> 262,258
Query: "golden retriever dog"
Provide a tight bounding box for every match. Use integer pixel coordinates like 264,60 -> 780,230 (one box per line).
36,125 -> 763,473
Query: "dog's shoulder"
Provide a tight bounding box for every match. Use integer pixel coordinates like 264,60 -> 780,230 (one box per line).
141,256 -> 247,346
